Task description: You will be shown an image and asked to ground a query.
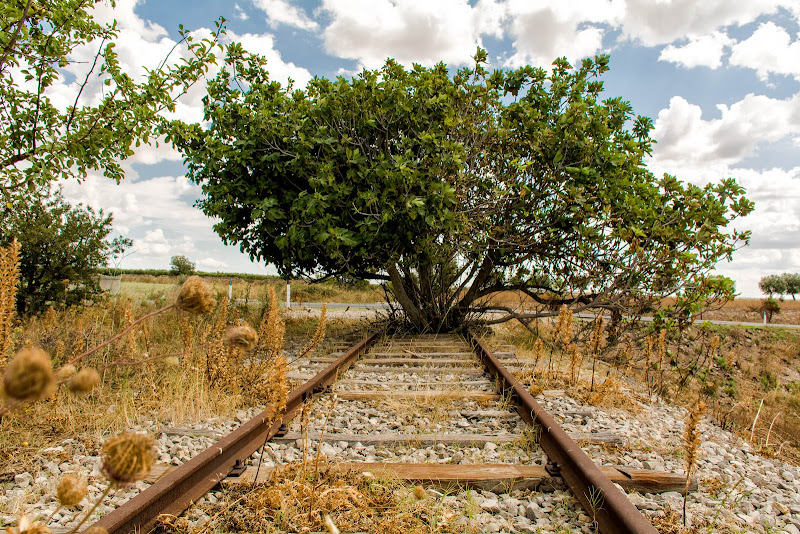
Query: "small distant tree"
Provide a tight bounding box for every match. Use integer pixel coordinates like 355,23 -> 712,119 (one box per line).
761,298 -> 781,323
781,273 -> 800,300
0,189 -> 131,314
170,255 -> 196,276
759,274 -> 787,299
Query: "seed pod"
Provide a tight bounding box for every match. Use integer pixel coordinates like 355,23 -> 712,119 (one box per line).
2,348 -> 54,401
56,474 -> 87,507
175,276 -> 216,314
67,368 -> 100,394
56,364 -> 76,380
226,324 -> 258,350
101,433 -> 154,484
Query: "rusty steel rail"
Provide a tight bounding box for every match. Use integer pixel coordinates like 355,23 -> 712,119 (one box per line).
91,332 -> 381,534
470,334 -> 658,534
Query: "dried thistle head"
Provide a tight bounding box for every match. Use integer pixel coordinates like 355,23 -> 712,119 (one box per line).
4,515 -> 51,534
2,348 -> 54,401
56,474 -> 87,507
226,324 -> 258,350
176,276 -> 216,314
101,433 -> 155,484
67,368 -> 100,394
56,364 -> 76,380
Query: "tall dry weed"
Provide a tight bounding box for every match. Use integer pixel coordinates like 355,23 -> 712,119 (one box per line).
0,239 -> 21,364
589,317 -> 605,391
683,399 -> 706,526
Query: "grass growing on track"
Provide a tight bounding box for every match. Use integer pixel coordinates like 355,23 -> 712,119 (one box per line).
157,459 -> 457,534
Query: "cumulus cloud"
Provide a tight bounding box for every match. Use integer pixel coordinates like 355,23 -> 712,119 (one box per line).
646,92 -> 800,296
60,172 -> 209,237
226,32 -> 313,87
252,0 -> 319,30
658,31 -> 734,69
136,229 -> 173,257
649,93 -> 800,169
503,0 -> 621,67
234,3 -> 249,21
710,166 -> 800,296
729,21 -> 800,81
620,0 -> 783,46
321,0 -> 505,69
198,257 -> 230,271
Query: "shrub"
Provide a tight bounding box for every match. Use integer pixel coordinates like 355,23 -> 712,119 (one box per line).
170,255 -> 196,276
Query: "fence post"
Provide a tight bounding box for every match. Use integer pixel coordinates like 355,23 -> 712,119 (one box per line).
286,283 -> 291,308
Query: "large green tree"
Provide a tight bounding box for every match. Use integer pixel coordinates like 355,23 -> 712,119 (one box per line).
0,0 -> 223,203
171,48 -> 753,332
0,188 -> 130,314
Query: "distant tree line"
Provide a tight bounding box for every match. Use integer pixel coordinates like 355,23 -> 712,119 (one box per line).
759,273 -> 800,300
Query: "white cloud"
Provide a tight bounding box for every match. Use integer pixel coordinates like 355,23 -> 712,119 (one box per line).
650,93 -> 800,169
234,3 -> 249,21
198,257 -> 230,271
646,91 -> 800,297
136,229 -> 172,257
658,31 -> 734,69
729,21 -> 800,81
503,0 -> 621,67
321,0 -> 504,69
252,0 -> 319,30
620,0 -> 784,46
227,32 -> 313,88
60,172 -> 209,238
711,166 -> 800,297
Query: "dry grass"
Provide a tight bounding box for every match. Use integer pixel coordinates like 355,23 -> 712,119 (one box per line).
487,316 -> 800,465
118,274 -> 384,305
0,278 -> 332,480
0,239 -> 21,364
156,459 -> 458,534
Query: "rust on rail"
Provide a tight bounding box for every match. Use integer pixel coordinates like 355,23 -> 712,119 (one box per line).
90,331 -> 381,534
470,333 -> 659,534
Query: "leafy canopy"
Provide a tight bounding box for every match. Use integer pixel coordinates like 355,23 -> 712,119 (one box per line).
170,255 -> 196,276
171,47 -> 753,331
0,188 -> 130,314
0,0 -> 223,203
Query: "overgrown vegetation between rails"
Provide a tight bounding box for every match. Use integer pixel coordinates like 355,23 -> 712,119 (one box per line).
157,459 -> 458,534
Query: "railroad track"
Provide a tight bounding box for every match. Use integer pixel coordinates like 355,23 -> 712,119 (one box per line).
89,333 -> 692,533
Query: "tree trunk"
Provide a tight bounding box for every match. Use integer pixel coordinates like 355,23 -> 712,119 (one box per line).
387,263 -> 429,331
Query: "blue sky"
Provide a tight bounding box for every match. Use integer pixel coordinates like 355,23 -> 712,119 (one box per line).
59,0 -> 800,297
